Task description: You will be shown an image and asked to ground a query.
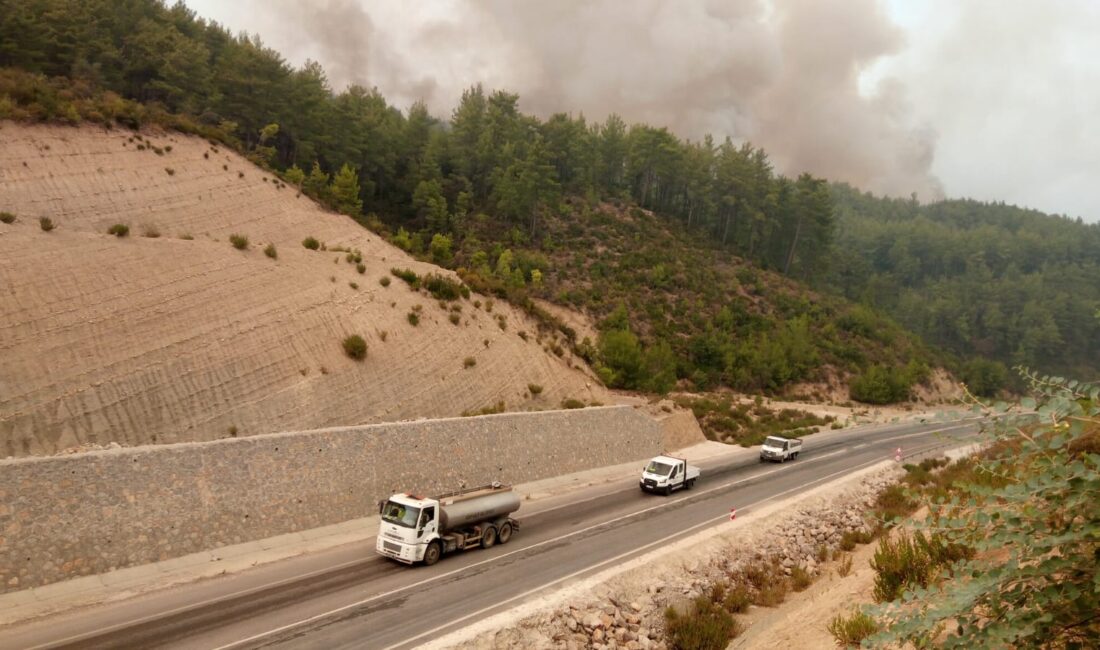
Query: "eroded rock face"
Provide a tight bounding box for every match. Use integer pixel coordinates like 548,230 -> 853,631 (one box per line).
453,469 -> 900,649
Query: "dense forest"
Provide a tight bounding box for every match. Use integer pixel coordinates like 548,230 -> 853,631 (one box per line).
2,0 -> 1096,398
828,186 -> 1100,390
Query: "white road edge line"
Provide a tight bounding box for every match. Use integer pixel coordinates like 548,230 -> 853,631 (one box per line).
210,425 -> 974,650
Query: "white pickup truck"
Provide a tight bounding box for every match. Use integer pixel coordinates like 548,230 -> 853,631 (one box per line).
640,455 -> 700,495
759,436 -> 802,463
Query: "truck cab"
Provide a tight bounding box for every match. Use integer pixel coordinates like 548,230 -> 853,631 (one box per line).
640,455 -> 701,495
759,436 -> 802,463
376,494 -> 438,564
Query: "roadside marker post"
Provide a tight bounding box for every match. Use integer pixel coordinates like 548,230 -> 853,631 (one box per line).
729,508 -> 737,520
895,447 -> 902,462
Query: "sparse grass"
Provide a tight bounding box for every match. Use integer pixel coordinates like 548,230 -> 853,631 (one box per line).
560,398 -> 585,409
839,529 -> 874,552
342,334 -> 367,361
180,233 -> 194,240
348,281 -> 358,290
0,211 -> 15,224
229,233 -> 249,250
721,584 -> 751,614
107,223 -> 130,237
378,330 -> 388,342
264,243 -> 277,259
518,330 -> 528,341
238,171 -> 244,178
461,401 -> 506,417
407,312 -> 420,326
143,226 -> 160,238
815,544 -> 829,563
828,608 -> 879,647
164,167 -> 175,175
379,276 -> 391,287
449,313 -> 461,325
463,357 -> 476,369
790,565 -> 813,591
527,383 -> 544,396
39,217 -> 55,232
302,236 -> 320,250
836,553 -> 854,577
227,425 -> 238,437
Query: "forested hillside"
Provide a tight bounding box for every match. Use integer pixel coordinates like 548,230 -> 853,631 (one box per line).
2,0 -> 1093,400
828,185 -> 1100,391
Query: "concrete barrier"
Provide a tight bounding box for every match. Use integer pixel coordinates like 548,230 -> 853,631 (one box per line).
0,406 -> 661,594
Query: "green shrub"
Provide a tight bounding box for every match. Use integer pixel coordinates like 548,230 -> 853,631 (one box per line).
107,223 -> 130,237
229,234 -> 249,250
828,608 -> 879,647
721,584 -> 752,614
527,383 -> 544,396
164,167 -> 175,175
873,484 -> 917,523
264,243 -> 277,259
39,217 -> 55,232
870,532 -> 935,603
348,282 -> 358,290
379,276 -> 391,287
423,273 -> 466,301
664,596 -> 741,650
449,313 -> 461,325
391,267 -> 420,286
302,236 -> 320,250
356,263 -> 366,274
850,364 -> 912,404
407,312 -> 420,326
560,398 -> 585,409
0,211 -> 15,224
839,528 -> 874,553
463,356 -> 476,368
342,334 -> 367,360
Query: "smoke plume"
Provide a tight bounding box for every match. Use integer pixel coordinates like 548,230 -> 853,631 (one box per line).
202,0 -> 944,200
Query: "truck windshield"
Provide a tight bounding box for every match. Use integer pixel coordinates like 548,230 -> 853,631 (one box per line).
381,501 -> 421,528
646,461 -> 674,476
764,437 -> 787,449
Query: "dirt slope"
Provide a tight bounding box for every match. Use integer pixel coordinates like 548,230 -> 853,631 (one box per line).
0,122 -> 608,457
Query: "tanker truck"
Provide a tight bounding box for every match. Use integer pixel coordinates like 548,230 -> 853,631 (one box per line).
375,482 -> 521,565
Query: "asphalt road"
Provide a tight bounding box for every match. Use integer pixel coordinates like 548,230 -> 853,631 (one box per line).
3,418 -> 981,650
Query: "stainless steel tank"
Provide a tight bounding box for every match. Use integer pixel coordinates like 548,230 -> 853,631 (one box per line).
438,490 -> 521,532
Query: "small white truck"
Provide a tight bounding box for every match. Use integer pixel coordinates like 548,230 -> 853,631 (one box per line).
759,436 -> 802,463
640,455 -> 701,495
375,483 -> 520,566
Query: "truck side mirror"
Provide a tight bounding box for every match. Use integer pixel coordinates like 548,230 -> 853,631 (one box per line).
377,500 -> 385,514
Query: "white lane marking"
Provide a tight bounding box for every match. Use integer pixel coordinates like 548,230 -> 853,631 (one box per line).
385,441 -> 954,650
211,428 -> 975,650
30,422 -> 977,650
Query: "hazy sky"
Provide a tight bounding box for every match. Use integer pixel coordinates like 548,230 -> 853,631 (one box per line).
186,0 -> 1100,222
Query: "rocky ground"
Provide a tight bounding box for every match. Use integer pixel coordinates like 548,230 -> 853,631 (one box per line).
437,464 -> 902,650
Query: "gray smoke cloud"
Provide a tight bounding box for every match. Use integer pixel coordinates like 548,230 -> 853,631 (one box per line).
193,0 -> 948,200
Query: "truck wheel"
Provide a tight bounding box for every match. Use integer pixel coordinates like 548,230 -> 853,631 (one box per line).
423,541 -> 441,566
497,522 -> 513,544
663,485 -> 672,496
686,479 -> 695,490
480,526 -> 497,549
